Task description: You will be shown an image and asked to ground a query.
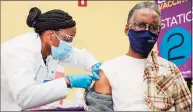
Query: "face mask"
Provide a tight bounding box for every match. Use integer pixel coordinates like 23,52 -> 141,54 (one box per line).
128,29 -> 158,57
50,36 -> 73,59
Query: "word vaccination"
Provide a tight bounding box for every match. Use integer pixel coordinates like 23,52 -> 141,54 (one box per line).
157,0 -> 189,10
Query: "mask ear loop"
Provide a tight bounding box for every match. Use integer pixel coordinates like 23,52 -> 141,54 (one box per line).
53,31 -> 60,40
48,31 -> 55,46
51,31 -> 63,48
57,31 -> 68,42
49,32 -> 53,46
49,38 -> 53,46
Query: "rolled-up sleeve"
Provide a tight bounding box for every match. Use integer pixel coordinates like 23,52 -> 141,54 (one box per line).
172,64 -> 192,112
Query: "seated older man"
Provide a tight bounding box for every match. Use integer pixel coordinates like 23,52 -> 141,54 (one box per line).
85,1 -> 191,112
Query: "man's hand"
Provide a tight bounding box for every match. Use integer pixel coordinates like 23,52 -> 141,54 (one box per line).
94,70 -> 112,95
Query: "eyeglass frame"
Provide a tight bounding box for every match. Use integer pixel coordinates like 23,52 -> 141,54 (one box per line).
53,31 -> 74,43
127,21 -> 161,35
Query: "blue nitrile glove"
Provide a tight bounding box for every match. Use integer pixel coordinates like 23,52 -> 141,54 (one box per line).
66,74 -> 94,88
92,62 -> 103,80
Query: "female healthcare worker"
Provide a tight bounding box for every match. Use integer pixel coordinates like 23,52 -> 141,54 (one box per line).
1,7 -> 101,111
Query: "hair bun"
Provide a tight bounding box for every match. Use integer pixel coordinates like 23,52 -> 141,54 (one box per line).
26,7 -> 41,28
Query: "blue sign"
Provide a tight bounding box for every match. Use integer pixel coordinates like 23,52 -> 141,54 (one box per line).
160,27 -> 191,66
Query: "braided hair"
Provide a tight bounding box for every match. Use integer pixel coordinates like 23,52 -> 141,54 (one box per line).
26,7 -> 76,35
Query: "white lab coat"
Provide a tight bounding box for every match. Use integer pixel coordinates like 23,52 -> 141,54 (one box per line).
1,32 -> 98,111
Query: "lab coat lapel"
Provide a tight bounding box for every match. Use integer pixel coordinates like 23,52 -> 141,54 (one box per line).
34,53 -> 48,84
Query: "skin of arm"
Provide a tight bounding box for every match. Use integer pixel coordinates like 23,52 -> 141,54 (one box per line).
93,70 -> 112,95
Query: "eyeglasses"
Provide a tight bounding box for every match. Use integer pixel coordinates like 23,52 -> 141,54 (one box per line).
54,31 -> 74,43
128,21 -> 161,34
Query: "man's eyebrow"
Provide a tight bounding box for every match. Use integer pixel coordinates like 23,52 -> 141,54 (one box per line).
151,21 -> 160,25
134,18 -> 146,22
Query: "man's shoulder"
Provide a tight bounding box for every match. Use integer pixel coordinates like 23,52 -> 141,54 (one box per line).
101,55 -> 127,67
157,56 -> 173,67
100,55 -> 127,75
156,56 -> 179,77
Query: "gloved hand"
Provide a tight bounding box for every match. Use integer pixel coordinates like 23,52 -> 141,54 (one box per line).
66,74 -> 94,88
92,62 -> 103,80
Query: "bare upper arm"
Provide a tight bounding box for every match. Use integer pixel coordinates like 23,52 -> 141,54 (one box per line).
93,70 -> 112,95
